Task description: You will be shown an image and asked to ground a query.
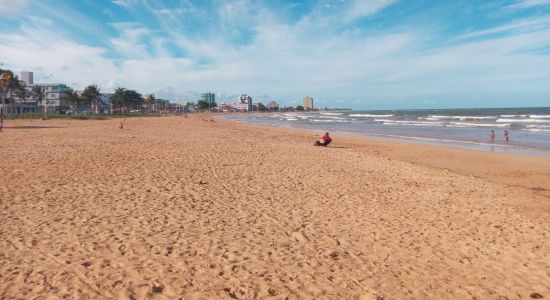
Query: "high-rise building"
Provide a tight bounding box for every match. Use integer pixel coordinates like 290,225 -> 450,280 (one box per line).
21,71 -> 33,85
201,92 -> 215,107
303,96 -> 313,110
236,94 -> 253,111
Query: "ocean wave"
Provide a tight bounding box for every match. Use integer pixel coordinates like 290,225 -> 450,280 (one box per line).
382,120 -> 444,126
497,118 -> 550,123
319,116 -> 347,120
526,124 -> 550,129
500,114 -> 529,118
449,122 -> 509,128
523,128 -> 550,132
349,114 -> 394,117
320,112 -> 343,116
530,115 -> 550,119
285,118 -> 298,121
312,119 -> 335,122
430,115 -> 497,120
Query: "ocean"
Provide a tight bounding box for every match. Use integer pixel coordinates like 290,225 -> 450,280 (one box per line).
221,107 -> 550,156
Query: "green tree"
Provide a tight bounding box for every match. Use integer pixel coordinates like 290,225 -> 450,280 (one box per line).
296,105 -> 305,111
0,69 -> 16,117
124,90 -> 144,110
81,85 -> 101,114
61,87 -> 80,113
13,80 -> 28,117
145,94 -> 156,112
110,87 -> 126,113
196,99 -> 217,110
31,85 -> 48,119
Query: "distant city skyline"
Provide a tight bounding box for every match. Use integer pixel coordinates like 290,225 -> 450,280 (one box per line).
1,0 -> 550,109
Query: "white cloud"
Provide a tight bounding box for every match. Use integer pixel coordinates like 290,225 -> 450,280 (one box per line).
2,0 -> 550,107
460,15 -> 550,38
506,0 -> 550,9
0,0 -> 32,16
346,0 -> 397,21
112,0 -> 137,8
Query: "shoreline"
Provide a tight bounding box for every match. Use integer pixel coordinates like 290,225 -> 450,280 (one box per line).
220,115 -> 550,158
217,116 -> 550,209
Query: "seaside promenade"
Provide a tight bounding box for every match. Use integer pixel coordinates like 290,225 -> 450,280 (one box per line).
1,116 -> 549,299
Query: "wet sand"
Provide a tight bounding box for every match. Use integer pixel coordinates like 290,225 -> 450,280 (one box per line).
1,115 -> 549,299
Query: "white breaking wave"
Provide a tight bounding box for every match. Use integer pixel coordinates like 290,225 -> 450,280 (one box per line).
530,115 -> 550,119
320,112 -> 343,116
349,114 -> 394,117
285,118 -> 298,121
449,122 -> 509,128
382,120 -> 445,126
527,124 -> 550,129
497,118 -> 550,123
312,119 -> 335,122
457,116 -> 497,120
523,128 -> 550,132
430,115 -> 497,120
500,114 -> 529,118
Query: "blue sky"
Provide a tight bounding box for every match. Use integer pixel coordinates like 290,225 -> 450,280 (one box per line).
1,0 -> 550,109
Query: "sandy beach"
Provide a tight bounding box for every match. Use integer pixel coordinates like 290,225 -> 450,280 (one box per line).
1,115 -> 549,299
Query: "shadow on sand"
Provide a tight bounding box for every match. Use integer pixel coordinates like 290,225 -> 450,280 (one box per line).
4,125 -> 65,130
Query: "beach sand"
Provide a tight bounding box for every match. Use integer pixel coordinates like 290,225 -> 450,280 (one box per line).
1,115 -> 549,299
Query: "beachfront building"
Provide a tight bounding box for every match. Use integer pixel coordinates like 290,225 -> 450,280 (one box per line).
2,71 -> 70,114
236,94 -> 253,111
21,71 -> 33,85
201,92 -> 215,107
303,96 -> 313,110
267,100 -> 279,111
218,103 -> 233,111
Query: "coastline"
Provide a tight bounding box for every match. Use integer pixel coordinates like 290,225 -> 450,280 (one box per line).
218,116 -> 550,204
1,116 -> 549,299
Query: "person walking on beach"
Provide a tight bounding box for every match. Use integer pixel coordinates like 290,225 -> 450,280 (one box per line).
490,130 -> 495,143
504,130 -> 509,143
315,132 -> 332,147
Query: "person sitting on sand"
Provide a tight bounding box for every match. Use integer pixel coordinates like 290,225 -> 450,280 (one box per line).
315,132 -> 332,147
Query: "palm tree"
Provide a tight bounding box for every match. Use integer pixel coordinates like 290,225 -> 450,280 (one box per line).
13,79 -> 27,117
145,94 -> 156,113
61,87 -> 80,114
0,69 -> 15,117
31,86 -> 47,120
111,87 -> 126,114
81,85 -> 101,114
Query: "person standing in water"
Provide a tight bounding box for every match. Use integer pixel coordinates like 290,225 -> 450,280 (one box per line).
490,130 -> 495,143
504,130 -> 509,143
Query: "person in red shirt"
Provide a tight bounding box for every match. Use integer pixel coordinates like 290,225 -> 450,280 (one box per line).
315,132 -> 332,146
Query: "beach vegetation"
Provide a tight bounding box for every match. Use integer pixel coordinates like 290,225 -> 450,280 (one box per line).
81,85 -> 101,114
196,99 -> 217,110
110,87 -> 144,114
31,85 -> 48,120
61,87 -> 80,114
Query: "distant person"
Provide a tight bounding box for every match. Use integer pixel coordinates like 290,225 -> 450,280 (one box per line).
490,130 -> 495,143
504,130 -> 509,143
314,132 -> 332,147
